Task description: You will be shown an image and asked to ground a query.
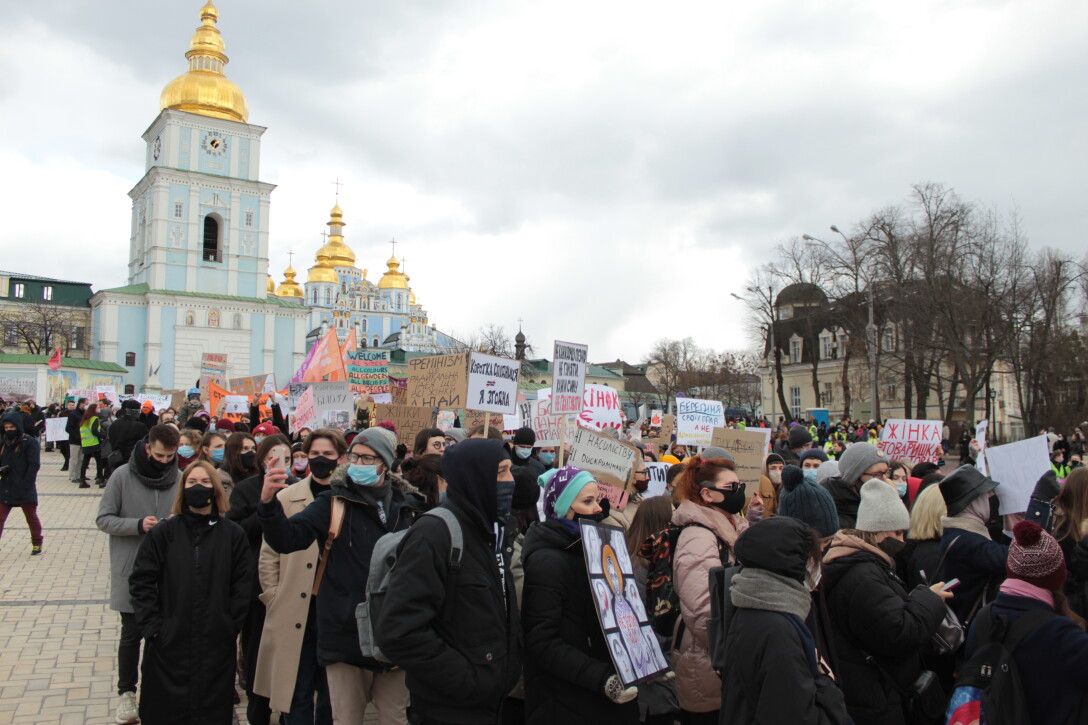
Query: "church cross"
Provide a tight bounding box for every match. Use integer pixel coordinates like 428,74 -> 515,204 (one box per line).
288,250 -> 294,266
321,230 -> 328,242
390,238 -> 397,257
332,178 -> 343,199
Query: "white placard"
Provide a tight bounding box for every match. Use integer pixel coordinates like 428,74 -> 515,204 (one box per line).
986,434 -> 1051,515
224,396 -> 248,414
45,417 -> 68,442
879,419 -> 944,463
551,340 -> 589,415
675,398 -> 725,447
567,425 -> 640,488
646,461 -> 672,498
518,398 -> 568,448
467,352 -> 520,415
975,419 -> 989,476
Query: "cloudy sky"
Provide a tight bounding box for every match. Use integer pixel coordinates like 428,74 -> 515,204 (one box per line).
3,0 -> 1086,362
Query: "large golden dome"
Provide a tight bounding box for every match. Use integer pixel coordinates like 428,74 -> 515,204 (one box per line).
379,255 -> 409,290
276,265 -> 305,298
320,203 -> 356,267
160,1 -> 249,123
307,247 -> 339,283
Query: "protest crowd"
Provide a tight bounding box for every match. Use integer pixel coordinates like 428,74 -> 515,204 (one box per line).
3,353 -> 1088,725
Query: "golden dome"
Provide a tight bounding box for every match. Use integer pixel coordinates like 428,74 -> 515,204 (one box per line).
321,202 -> 356,267
266,274 -> 275,294
379,255 -> 409,290
160,1 -> 249,123
276,265 -> 305,298
408,288 -> 417,306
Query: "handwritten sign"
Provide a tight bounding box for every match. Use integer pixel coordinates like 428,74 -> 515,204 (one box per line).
645,461 -> 672,498
390,376 -> 408,404
311,381 -> 353,413
408,353 -> 468,409
880,419 -> 943,463
229,374 -> 275,398
292,386 -> 317,433
568,425 -> 640,490
676,398 -> 725,447
0,377 -> 35,402
464,410 -> 506,431
711,427 -> 770,491
552,340 -> 589,415
118,394 -> 172,411
597,482 -> 631,511
200,352 -> 228,395
375,403 -> 437,448
467,352 -> 520,415
986,435 -> 1051,515
579,384 -> 623,431
45,417 -> 68,442
975,419 -> 990,476
346,350 -> 391,396
518,398 -> 567,447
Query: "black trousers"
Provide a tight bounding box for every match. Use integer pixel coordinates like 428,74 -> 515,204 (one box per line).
80,445 -> 103,481
241,598 -> 271,725
118,612 -> 142,695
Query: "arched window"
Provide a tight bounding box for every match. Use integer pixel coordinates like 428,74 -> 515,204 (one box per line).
310,288 -> 317,305
124,352 -> 136,367
373,336 -> 379,347
202,215 -> 220,262
360,337 -> 368,348
208,309 -> 220,327
185,311 -> 194,326
359,318 -> 367,332
324,288 -> 332,306
232,314 -> 242,329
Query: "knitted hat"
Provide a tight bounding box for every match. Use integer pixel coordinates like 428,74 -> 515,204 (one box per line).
354,427 -> 396,469
215,419 -> 235,433
788,426 -> 813,449
777,465 -> 840,538
798,448 -> 828,465
513,427 -> 536,447
376,420 -> 397,434
141,400 -> 154,413
765,453 -> 785,468
445,428 -> 467,444
1006,520 -> 1066,591
816,460 -> 839,485
837,443 -> 885,486
701,445 -> 736,463
856,480 -> 910,532
252,422 -> 277,437
538,466 -> 597,519
660,454 -> 681,464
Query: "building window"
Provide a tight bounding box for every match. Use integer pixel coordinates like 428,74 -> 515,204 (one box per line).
789,338 -> 802,364
373,336 -> 379,347
886,379 -> 898,401
359,318 -> 367,332
790,386 -> 802,418
208,309 -> 220,327
232,313 -> 242,329
821,382 -> 833,407
883,329 -> 896,353
124,384 -> 135,395
324,288 -> 332,306
125,352 -> 136,366
185,311 -> 194,326
820,333 -> 833,360
202,215 -> 220,262
245,210 -> 254,227
174,201 -> 183,219
71,327 -> 85,349
42,286 -> 53,301
13,283 -> 24,298
4,324 -> 18,345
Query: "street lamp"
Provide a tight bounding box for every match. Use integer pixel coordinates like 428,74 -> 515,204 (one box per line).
732,289 -> 776,424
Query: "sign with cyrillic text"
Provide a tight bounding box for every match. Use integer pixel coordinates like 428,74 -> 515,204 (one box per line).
467,352 -> 520,415
552,341 -> 588,415
879,419 -> 943,463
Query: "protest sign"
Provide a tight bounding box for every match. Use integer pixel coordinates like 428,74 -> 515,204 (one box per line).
408,353 -> 468,409
321,410 -> 351,430
118,394 -> 172,411
224,396 -> 248,414
552,341 -> 589,415
45,417 -> 67,442
567,425 -> 640,489
66,388 -> 96,403
578,384 -> 623,432
375,403 -> 436,448
518,398 -> 565,447
229,374 -> 275,398
95,385 -> 117,404
346,350 -> 391,397
287,382 -> 311,414
389,376 -> 408,404
580,521 -> 670,687
645,461 -> 672,498
464,409 -> 505,431
975,419 -> 990,476
311,381 -> 353,413
467,352 -> 519,415
650,410 -> 663,427
199,353 -> 228,395
655,414 -> 675,451
292,386 -> 317,433
879,419 -> 943,463
711,427 -> 771,491
0,377 -> 35,402
986,435 -> 1051,515
436,410 -> 456,432
676,398 -> 725,447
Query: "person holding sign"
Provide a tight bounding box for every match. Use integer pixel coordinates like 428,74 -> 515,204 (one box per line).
521,467 -> 639,724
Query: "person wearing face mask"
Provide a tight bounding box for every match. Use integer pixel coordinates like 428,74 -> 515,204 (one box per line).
198,430 -> 227,468
822,442 -> 889,530
176,430 -> 201,469
510,427 -> 546,478
96,424 -> 182,725
375,438 -> 524,725
888,461 -> 911,502
537,446 -> 558,470
720,517 -> 849,725
799,448 -> 828,478
603,457 -> 651,532
290,442 -> 310,478
670,456 -> 749,724
258,427 -> 423,725
820,480 -> 952,725
218,430 -> 258,494
747,453 -> 785,524
128,460 -> 250,725
0,411 -> 43,555
521,466 -> 639,724
935,466 -> 1009,625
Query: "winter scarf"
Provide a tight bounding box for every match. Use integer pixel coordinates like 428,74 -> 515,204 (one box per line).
132,439 -> 180,490
730,568 -> 811,619
999,578 -> 1055,607
942,512 -> 992,540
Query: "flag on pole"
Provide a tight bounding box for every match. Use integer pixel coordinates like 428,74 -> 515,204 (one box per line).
303,327 -> 347,382
341,329 -> 357,369
47,348 -> 62,371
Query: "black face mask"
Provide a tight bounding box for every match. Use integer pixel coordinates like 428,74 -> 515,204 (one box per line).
3,429 -> 18,441
240,451 -> 257,469
578,497 -> 611,524
878,537 -> 906,558
146,448 -> 175,474
183,484 -> 214,510
308,456 -> 338,480
496,480 -> 515,521
707,483 -> 747,515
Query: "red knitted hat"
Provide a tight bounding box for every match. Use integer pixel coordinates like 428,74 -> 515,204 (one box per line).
1006,520 -> 1067,590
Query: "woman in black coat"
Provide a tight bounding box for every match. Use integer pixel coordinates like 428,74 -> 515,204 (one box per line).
522,466 -> 639,725
0,412 -> 43,554
129,460 -> 250,725
720,517 -> 848,725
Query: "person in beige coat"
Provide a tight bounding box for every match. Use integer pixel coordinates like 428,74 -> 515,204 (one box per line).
254,474 -> 330,723
670,455 -> 748,724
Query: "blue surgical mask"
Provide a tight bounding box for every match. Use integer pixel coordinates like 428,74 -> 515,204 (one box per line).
803,469 -> 818,484
211,448 -> 225,463
896,482 -> 908,498
177,445 -> 195,459
539,452 -> 556,466
515,446 -> 532,460
348,464 -> 380,486
440,490 -> 448,503
254,436 -> 265,446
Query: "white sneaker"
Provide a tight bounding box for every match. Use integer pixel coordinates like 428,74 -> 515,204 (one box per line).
115,691 -> 139,724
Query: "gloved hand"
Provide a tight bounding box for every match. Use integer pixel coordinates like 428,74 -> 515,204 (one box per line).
603,674 -> 638,704
1032,470 -> 1060,502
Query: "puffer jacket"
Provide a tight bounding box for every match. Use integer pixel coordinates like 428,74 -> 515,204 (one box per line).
823,476 -> 860,529
670,499 -> 747,713
0,412 -> 40,506
820,533 -> 946,725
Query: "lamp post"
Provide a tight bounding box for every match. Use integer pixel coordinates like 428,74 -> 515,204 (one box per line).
802,227 -> 880,422
733,289 -> 776,424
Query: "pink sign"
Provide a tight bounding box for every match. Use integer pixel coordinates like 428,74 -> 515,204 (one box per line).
879,419 -> 943,463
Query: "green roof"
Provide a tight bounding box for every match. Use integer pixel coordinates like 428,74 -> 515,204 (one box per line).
518,381 -> 548,391
98,283 -> 305,308
521,359 -> 625,379
0,354 -> 128,373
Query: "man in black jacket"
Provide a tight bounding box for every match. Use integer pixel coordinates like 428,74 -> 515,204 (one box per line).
65,398 -> 87,482
376,438 -> 523,725
109,400 -> 149,468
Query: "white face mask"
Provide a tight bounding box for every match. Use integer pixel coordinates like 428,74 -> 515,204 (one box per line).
769,470 -> 782,485
806,559 -> 822,592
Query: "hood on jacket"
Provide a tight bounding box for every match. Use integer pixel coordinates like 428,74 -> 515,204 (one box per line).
2,411 -> 25,436
442,438 -> 511,524
735,516 -> 813,583
822,530 -> 892,568
671,498 -> 748,549
521,519 -> 580,570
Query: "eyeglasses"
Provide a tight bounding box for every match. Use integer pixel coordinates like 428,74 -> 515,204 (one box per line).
863,469 -> 889,481
347,453 -> 381,465
429,440 -> 447,451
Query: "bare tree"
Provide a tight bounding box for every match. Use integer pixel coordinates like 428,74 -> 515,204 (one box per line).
644,338 -> 704,413
0,301 -> 85,355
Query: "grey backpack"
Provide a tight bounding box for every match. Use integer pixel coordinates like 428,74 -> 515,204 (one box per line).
356,507 -> 463,662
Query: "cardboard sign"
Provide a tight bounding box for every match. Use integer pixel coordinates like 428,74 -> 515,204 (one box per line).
655,414 -> 675,451
464,409 -> 505,431
408,353 -> 469,409
568,425 -> 640,489
597,482 -> 631,511
436,410 -> 456,432
199,353 -> 228,395
552,340 -> 589,415
580,520 -> 670,687
229,374 -> 275,398
986,435 -> 1051,515
645,461 -> 672,498
375,403 -> 436,448
292,386 -> 317,433
518,398 -> 566,447
880,419 -> 943,463
45,417 -> 67,442
676,398 -> 725,447
346,350 -> 391,396
467,352 -> 520,415
711,427 -> 771,492
223,396 -> 248,414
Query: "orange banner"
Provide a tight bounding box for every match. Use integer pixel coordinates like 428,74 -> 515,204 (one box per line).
303,327 -> 347,383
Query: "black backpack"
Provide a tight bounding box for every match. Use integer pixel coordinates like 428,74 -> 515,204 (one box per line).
638,522 -> 727,638
944,605 -> 1057,725
707,563 -> 742,673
